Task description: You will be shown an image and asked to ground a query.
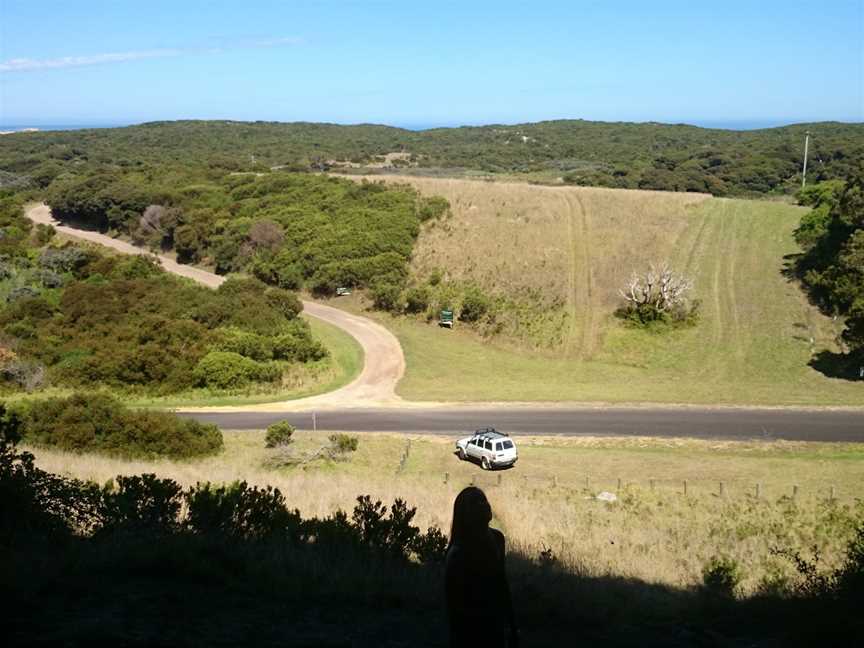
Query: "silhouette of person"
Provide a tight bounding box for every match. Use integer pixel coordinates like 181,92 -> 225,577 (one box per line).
446,486 -> 518,648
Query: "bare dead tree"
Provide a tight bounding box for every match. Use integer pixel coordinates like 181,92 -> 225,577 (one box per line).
619,262 -> 694,313
248,220 -> 284,251
139,205 -> 166,236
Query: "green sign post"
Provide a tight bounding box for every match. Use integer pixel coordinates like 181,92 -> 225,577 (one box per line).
439,309 -> 454,329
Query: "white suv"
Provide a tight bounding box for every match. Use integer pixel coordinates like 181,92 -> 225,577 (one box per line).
455,428 -> 518,470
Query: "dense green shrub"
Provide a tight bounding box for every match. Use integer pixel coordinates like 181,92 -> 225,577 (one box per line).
370,282 -> 403,312
193,351 -> 280,390
214,328 -> 274,361
459,287 -> 492,322
18,393 -> 223,459
615,300 -> 701,329
0,241 -> 320,394
265,420 -> 295,448
404,286 -> 431,314
272,324 -> 328,362
793,170 -> 864,364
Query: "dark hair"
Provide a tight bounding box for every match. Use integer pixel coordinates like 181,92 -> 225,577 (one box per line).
449,486 -> 493,552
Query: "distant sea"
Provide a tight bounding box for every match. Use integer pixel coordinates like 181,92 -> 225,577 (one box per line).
0,124 -> 129,132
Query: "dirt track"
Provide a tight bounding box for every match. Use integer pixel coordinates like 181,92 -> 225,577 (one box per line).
25,204 -> 405,409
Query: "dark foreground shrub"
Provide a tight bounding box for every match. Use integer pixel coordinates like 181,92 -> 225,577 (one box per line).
18,393 -> 223,459
186,480 -> 301,540
265,420 -> 295,448
702,555 -> 741,598
99,474 -> 184,535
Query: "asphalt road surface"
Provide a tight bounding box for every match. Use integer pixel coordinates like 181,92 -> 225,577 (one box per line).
180,407 -> 864,442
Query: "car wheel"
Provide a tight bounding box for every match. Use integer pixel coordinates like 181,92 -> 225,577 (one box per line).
481,457 -> 491,471
458,448 -> 466,460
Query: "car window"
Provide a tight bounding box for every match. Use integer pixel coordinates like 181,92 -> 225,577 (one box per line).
502,440 -> 514,449
484,440 -> 492,450
495,442 -> 503,451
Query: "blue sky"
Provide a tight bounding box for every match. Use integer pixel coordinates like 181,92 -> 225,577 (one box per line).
1,0 -> 862,128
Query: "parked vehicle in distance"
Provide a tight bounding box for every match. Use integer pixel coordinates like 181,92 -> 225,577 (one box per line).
455,427 -> 518,470
335,286 -> 352,296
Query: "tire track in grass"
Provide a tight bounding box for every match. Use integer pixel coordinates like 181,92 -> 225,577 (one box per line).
723,202 -> 745,369
710,208 -> 726,348
572,191 -> 597,358
560,190 -> 594,358
560,191 -> 580,356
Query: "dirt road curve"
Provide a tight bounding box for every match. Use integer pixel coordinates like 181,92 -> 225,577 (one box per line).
25,204 -> 405,409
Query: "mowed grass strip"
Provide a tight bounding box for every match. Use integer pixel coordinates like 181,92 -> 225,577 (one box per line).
30,431 -> 864,594
345,176 -> 863,405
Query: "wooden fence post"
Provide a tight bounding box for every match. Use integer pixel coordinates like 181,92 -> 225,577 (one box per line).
756,483 -> 761,499
617,478 -> 622,491
719,481 -> 724,497
444,472 -> 449,485
683,480 -> 688,496
792,484 -> 798,499
552,475 -> 557,488
830,486 -> 836,501
649,479 -> 655,490
497,474 -> 502,486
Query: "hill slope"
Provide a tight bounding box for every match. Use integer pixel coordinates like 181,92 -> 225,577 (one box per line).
356,177 -> 862,405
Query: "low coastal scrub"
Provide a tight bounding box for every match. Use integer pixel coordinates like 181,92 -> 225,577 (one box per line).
42,170 -> 449,296
6,393 -> 222,459
0,230 -> 326,395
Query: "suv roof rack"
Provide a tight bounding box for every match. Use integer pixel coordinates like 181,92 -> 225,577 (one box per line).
473,427 -> 508,437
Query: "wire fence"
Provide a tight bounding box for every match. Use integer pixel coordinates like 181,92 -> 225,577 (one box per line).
438,471 -> 852,502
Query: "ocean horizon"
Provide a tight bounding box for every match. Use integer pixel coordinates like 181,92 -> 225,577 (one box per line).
1,119 -> 859,134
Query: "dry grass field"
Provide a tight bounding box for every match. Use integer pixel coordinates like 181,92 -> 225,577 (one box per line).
29,431 -> 864,596
344,176 -> 863,405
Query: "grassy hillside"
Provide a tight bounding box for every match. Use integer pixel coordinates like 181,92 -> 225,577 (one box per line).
1,119 -> 861,197
342,177 -> 863,405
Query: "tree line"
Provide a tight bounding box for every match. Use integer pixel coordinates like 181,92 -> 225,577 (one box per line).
0,119 -> 861,197
793,165 -> 864,376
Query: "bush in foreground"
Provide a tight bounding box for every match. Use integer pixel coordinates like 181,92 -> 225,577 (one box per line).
264,420 -> 295,448
14,393 -> 223,459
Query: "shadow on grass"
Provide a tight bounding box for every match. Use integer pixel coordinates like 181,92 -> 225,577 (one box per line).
810,349 -> 863,381
6,530 -> 862,647
3,439 -> 860,648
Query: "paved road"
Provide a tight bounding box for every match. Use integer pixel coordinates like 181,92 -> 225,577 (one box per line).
26,204 -> 405,406
180,407 -> 864,442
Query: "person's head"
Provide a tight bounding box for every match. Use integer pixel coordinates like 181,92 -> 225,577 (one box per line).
449,486 -> 492,549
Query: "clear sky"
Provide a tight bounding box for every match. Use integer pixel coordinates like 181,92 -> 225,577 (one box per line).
1,0 -> 862,128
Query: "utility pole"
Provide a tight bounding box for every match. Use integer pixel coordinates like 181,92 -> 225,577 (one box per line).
801,130 -> 811,188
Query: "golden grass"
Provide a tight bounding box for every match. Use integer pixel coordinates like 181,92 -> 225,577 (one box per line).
29,432 -> 864,594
